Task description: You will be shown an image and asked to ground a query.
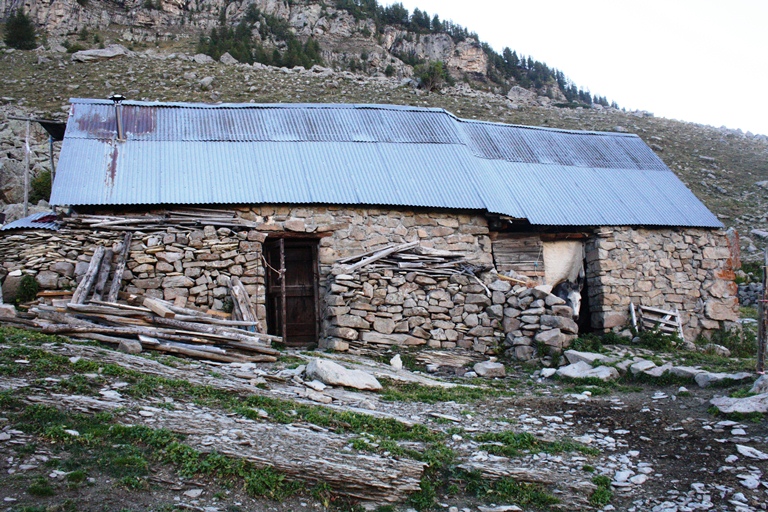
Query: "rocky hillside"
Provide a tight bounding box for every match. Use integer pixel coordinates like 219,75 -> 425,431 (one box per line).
0,0 -> 766,265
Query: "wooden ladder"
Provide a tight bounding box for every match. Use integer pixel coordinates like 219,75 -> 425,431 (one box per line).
630,302 -> 685,342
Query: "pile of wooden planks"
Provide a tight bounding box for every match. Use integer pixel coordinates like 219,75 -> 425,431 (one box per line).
630,302 -> 685,341
62,207 -> 260,232
23,297 -> 280,363
338,241 -> 483,277
70,232 -> 132,305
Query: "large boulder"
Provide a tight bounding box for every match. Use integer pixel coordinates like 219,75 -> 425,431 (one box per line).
305,359 -> 382,391
473,361 -> 506,378
711,394 -> 768,414
556,361 -> 619,381
71,44 -> 132,62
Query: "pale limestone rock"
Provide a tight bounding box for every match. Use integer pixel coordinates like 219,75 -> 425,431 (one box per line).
71,45 -> 132,62
564,350 -> 615,366
695,371 -> 753,388
556,361 -> 619,381
305,359 -> 382,391
749,375 -> 768,394
473,361 -> 505,378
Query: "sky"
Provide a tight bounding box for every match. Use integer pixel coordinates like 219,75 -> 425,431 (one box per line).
382,0 -> 768,136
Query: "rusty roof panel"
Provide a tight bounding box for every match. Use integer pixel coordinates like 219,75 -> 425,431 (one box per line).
52,100 -> 722,228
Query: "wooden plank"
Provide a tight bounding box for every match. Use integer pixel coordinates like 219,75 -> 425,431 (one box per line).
143,298 -> 176,319
92,249 -> 114,301
344,241 -> 419,273
71,246 -> 106,304
107,232 -> 133,303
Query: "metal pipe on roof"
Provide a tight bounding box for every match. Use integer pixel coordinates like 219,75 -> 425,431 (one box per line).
110,94 -> 126,141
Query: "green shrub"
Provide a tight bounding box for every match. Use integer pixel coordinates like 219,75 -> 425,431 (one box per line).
16,275 -> 39,304
384,64 -> 395,77
635,329 -> 678,351
29,170 -> 52,204
3,9 -> 37,50
701,328 -> 757,359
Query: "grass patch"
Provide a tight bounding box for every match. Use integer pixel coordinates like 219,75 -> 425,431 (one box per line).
461,469 -> 559,507
697,328 -> 757,359
708,406 -> 765,423
674,350 -> 754,373
6,402 -> 309,502
379,378 -> 514,403
589,475 -> 613,506
474,431 -> 599,457
27,477 -> 55,497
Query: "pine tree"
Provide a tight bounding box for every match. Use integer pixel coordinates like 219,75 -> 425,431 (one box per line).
4,8 -> 37,50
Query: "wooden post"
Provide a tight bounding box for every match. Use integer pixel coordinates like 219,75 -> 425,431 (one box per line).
280,237 -> 287,344
92,249 -> 114,301
49,135 -> 55,183
757,251 -> 767,374
71,246 -> 106,304
107,232 -> 132,303
23,119 -> 30,217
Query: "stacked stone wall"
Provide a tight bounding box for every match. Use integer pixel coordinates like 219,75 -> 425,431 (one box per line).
586,227 -> 739,340
324,268 -> 579,360
0,208 -> 739,350
0,226 -> 268,320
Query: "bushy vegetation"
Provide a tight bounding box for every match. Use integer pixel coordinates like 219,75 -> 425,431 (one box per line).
3,8 -> 37,50
197,5 -> 323,69
29,170 -> 52,203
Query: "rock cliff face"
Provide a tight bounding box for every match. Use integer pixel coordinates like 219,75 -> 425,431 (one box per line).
1,0 -> 488,79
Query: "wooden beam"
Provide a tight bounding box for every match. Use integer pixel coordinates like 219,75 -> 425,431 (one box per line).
71,246 -> 106,304
106,232 -> 132,303
143,297 -> 176,319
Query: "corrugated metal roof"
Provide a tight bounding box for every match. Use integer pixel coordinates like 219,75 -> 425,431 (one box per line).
50,99 -> 722,228
0,211 -> 60,231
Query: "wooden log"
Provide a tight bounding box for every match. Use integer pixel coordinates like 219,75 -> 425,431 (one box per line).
71,246 -> 106,304
88,300 -> 151,313
107,232 -> 133,303
344,241 -> 419,273
143,298 -> 176,319
149,317 -> 281,353
66,303 -> 150,317
92,249 -> 114,301
227,276 -> 263,333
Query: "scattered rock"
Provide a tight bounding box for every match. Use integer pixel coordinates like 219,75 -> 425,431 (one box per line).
556,361 -> 619,381
694,371 -> 753,388
563,350 -> 615,365
710,393 -> 768,414
71,44 -> 132,62
219,52 -> 238,65
749,374 -> 768,394
473,361 -> 505,378
736,444 -> 768,460
305,359 -> 382,391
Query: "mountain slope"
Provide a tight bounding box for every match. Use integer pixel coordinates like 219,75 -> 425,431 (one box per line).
0,1 -> 766,262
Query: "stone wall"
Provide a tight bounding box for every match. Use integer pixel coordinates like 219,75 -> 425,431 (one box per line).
323,267 -> 579,360
586,227 -> 739,340
0,225 -> 268,319
0,207 -> 739,350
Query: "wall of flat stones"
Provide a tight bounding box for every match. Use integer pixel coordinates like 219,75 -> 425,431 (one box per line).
323,268 -> 578,359
586,227 -> 739,340
0,208 -> 737,353
0,226 -> 268,319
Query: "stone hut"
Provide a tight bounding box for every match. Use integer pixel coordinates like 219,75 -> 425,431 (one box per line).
0,99 -> 738,359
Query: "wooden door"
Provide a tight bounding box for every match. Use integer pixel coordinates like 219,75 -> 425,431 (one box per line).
265,238 -> 319,347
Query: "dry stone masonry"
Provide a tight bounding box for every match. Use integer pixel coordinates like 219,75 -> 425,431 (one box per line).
0,206 -> 742,354
586,227 -> 740,341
